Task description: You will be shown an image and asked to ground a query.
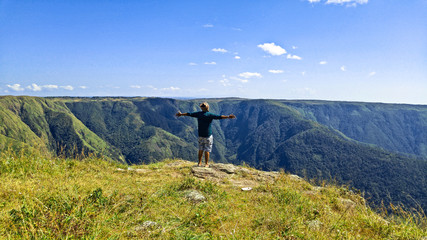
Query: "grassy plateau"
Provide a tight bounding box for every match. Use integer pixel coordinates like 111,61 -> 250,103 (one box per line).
0,147 -> 425,239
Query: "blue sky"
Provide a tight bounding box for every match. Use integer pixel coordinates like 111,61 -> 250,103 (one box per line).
1,0 -> 426,104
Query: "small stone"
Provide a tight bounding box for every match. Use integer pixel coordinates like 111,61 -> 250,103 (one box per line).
339,198 -> 356,210
134,221 -> 161,231
307,220 -> 323,231
185,190 -> 206,203
134,169 -> 147,173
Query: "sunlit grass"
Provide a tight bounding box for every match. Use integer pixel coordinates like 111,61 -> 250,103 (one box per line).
0,147 -> 425,239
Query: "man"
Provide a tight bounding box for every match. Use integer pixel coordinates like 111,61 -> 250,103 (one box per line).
176,102 -> 236,167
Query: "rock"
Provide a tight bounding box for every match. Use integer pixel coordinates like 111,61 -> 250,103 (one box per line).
134,221 -> 161,231
142,221 -> 160,229
307,220 -> 323,231
212,163 -> 237,174
134,169 -> 148,174
255,171 -> 279,182
184,190 -> 206,203
339,198 -> 357,210
191,166 -> 227,180
289,174 -> 302,181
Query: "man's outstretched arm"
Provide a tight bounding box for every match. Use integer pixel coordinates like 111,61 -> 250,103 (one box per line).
176,111 -> 189,117
220,114 -> 236,119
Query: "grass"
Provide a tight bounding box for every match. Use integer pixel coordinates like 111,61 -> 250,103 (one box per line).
0,147 -> 426,239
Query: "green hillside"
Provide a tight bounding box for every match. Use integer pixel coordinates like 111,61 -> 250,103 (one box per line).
1,96 -> 426,213
283,100 -> 427,159
0,149 -> 425,239
0,96 -> 125,162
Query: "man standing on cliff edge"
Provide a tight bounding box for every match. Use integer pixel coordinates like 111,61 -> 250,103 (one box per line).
176,102 -> 236,167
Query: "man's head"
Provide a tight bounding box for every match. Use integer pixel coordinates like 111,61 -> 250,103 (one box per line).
200,102 -> 209,112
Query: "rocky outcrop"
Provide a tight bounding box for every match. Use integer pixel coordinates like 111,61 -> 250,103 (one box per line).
191,163 -> 280,189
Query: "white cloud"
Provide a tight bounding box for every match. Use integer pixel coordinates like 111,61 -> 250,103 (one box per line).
302,71 -> 306,76
79,86 -> 87,89
26,83 -> 74,91
13,83 -> 63,92
326,0 -> 368,6
269,70 -> 284,74
319,61 -> 328,65
161,86 -> 180,91
369,71 -> 376,77
239,72 -> 263,79
27,83 -> 42,91
147,85 -> 158,90
204,62 -> 217,65
131,85 -> 142,89
189,62 -> 197,66
60,85 -> 74,91
340,66 -> 347,71
230,76 -> 249,83
287,54 -> 302,60
7,84 -> 24,91
292,46 -> 298,49
212,48 -> 228,53
234,56 -> 241,59
308,0 -> 368,6
220,78 -> 231,87
147,85 -> 180,91
257,43 -> 287,56
203,24 -> 214,28
44,85 -> 59,89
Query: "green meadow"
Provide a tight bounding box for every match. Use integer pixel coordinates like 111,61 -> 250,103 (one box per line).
0,147 -> 425,239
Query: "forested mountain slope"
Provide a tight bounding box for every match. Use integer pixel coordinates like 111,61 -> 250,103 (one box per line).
0,96 -> 123,162
0,96 -> 426,212
283,100 -> 427,159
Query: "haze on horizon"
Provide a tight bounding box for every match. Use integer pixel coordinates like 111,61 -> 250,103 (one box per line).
0,0 -> 426,104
